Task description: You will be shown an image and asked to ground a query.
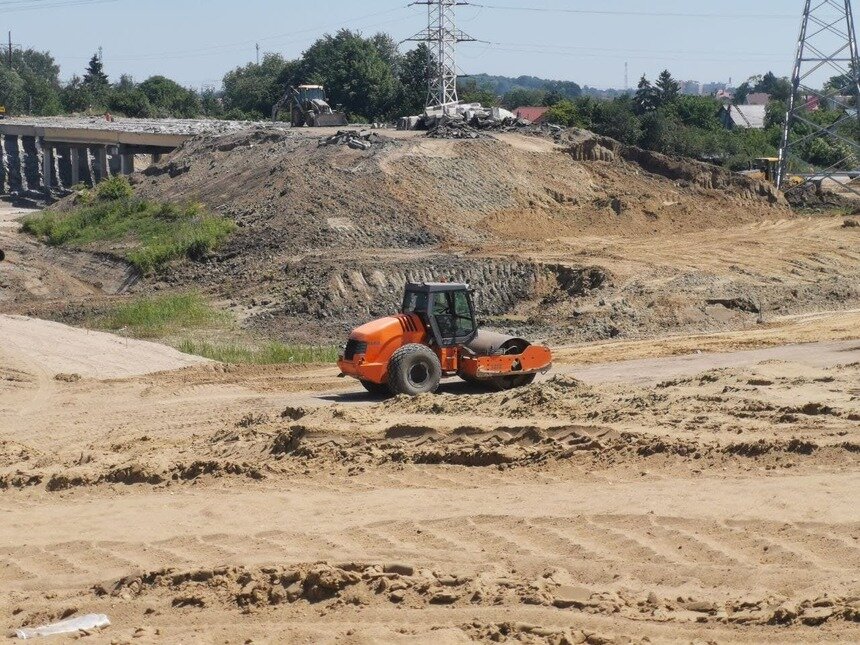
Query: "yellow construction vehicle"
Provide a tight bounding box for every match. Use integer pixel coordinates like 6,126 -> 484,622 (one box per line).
741,157 -> 803,188
271,85 -> 348,127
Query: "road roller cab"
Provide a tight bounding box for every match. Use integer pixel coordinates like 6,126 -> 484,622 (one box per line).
337,282 -> 552,396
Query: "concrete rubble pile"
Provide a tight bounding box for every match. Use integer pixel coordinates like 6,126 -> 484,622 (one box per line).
397,103 -> 532,137
318,129 -> 381,150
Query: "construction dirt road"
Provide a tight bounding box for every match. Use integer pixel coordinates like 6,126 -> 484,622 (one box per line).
1,312 -> 859,643
2,124 -> 859,642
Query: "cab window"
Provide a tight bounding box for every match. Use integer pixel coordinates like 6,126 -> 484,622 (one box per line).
453,290 -> 475,334
402,291 -> 427,314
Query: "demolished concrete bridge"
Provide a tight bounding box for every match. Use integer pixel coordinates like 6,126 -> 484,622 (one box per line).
0,117 -> 264,200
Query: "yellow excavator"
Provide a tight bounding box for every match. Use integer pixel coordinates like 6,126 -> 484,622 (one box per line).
743,157 -> 803,188
271,85 -> 348,127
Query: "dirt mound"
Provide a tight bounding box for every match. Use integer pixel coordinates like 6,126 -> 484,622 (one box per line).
120,126 -> 799,341
4,360 -> 856,493
93,561 -> 860,628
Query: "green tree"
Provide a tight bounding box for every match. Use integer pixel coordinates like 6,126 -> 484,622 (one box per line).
544,99 -> 581,126
20,73 -> 62,115
755,71 -> 790,102
655,69 -> 680,105
288,30 -> 400,120
9,49 -> 61,115
639,111 -> 673,153
501,87 -> 548,109
733,81 -> 752,105
764,100 -> 786,129
458,79 -> 497,106
223,53 -> 290,118
398,43 -> 430,115
671,95 -> 720,129
200,87 -> 223,118
138,75 -> 200,117
12,49 -> 60,84
592,97 -> 641,145
0,67 -> 26,113
107,87 -> 152,117
634,75 -> 659,114
59,75 -> 93,113
83,53 -> 108,88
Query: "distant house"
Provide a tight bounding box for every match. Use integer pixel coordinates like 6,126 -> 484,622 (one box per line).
514,106 -> 550,123
804,96 -> 821,111
719,104 -> 767,129
714,89 -> 734,103
746,92 -> 771,106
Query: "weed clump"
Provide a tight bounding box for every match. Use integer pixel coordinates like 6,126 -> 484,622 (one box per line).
23,176 -> 234,273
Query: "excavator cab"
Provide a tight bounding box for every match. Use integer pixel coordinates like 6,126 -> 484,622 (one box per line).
337,282 -> 552,396
295,85 -> 326,104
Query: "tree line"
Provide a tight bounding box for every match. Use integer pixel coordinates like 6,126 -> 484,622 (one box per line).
0,31 -> 855,171
539,70 -> 858,171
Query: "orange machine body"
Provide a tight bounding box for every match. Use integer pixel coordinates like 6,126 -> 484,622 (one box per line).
337,313 -> 553,386
338,314 -> 427,384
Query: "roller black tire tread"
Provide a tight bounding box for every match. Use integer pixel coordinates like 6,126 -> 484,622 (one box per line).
387,344 -> 442,396
489,373 -> 537,391
360,379 -> 390,397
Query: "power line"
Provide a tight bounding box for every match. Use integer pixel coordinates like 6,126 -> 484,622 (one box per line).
0,0 -> 117,11
469,2 -> 797,20
67,5 -> 412,63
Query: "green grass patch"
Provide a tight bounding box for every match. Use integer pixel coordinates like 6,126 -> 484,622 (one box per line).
177,340 -> 339,365
92,293 -> 225,338
23,177 -> 234,274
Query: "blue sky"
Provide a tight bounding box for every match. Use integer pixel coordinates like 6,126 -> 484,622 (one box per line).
6,0 -> 824,90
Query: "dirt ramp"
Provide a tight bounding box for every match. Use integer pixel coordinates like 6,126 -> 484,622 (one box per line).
564,131 -> 784,203
0,315 -> 208,380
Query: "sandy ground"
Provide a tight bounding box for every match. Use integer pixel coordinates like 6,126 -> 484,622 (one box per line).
0,315 -> 208,379
1,312 -> 858,643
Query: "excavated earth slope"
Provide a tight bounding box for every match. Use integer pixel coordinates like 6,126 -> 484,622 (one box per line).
74,127 -> 856,342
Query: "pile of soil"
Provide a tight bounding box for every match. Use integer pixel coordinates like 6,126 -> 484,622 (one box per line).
116,126 -> 805,341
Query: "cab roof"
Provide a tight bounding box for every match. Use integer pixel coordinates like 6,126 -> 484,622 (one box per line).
405,282 -> 469,293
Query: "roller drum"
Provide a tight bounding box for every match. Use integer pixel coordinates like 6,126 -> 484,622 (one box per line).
465,330 -> 530,356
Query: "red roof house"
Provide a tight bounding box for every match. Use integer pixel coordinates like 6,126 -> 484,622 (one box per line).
514,106 -> 550,123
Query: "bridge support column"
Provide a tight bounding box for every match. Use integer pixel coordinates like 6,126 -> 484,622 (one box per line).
41,139 -> 52,196
85,147 -> 97,186
95,146 -> 109,182
4,135 -> 23,193
107,146 -> 122,176
118,145 -> 135,175
22,136 -> 40,193
56,145 -> 72,189
0,136 -> 7,194
77,146 -> 95,187
69,146 -> 80,186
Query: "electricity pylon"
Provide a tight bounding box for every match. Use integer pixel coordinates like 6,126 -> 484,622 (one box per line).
777,0 -> 860,194
406,1 -> 476,112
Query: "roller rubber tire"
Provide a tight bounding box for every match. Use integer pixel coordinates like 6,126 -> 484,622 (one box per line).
360,379 -> 390,397
387,344 -> 442,396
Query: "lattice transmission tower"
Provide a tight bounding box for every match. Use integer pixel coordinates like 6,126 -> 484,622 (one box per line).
406,1 -> 476,112
778,0 -> 860,193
